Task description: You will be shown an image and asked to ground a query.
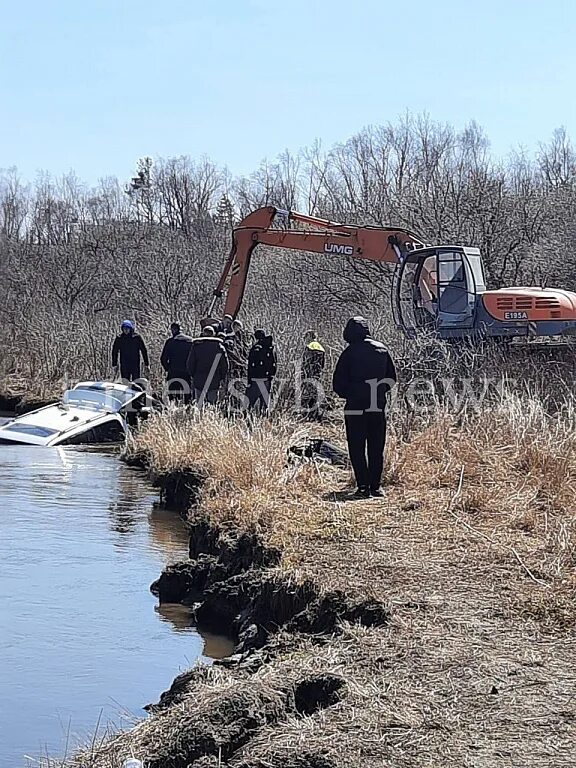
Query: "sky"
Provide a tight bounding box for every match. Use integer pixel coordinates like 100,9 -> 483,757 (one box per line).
1,0 -> 575,186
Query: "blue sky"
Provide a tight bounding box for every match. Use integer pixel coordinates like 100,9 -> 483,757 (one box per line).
1,0 -> 575,184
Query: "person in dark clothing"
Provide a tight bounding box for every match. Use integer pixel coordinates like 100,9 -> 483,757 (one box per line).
246,330 -> 277,413
301,330 -> 326,420
218,314 -> 234,335
112,320 -> 149,382
302,330 -> 326,379
160,322 -> 194,403
217,330 -> 233,347
186,326 -> 229,407
216,330 -> 236,370
232,319 -> 244,338
332,317 -> 397,498
228,319 -> 249,380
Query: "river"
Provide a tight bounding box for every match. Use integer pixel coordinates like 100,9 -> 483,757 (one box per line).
0,445 -> 231,767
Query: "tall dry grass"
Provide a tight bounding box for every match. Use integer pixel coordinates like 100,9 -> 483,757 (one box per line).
127,390 -> 576,592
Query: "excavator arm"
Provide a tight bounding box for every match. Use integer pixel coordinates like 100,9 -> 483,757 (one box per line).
209,206 -> 425,318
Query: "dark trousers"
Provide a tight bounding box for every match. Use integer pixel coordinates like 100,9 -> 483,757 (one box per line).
301,376 -> 323,421
120,366 -> 140,382
166,373 -> 192,404
344,410 -> 386,491
246,379 -> 272,412
194,388 -> 219,407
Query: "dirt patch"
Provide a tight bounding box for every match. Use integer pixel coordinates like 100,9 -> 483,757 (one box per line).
293,674 -> 346,715
154,470 -> 204,514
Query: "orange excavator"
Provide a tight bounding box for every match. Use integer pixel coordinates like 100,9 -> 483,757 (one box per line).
209,206 -> 576,342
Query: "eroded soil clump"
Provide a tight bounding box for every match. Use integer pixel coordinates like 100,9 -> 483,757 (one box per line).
151,508 -> 388,655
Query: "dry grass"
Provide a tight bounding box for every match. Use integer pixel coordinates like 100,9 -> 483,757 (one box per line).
128,393 -> 576,586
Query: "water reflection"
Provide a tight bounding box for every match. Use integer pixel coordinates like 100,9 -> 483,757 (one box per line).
0,446 -> 225,768
201,631 -> 236,660
107,463 -> 157,540
148,508 -> 191,559
154,603 -> 234,658
105,466 -> 192,557
155,602 -> 196,632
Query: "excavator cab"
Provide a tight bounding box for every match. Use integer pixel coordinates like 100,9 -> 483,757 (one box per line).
393,246 -> 487,338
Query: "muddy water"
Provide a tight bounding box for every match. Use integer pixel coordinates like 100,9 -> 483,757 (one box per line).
0,445 -> 232,767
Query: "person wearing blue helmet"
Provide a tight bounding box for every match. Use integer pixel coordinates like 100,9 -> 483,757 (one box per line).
112,320 -> 149,382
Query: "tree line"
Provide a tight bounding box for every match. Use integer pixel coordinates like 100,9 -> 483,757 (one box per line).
2,113 -> 576,392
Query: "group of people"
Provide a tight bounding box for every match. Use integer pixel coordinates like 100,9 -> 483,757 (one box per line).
162,317 -> 282,410
112,316 -> 286,412
111,314 -> 396,498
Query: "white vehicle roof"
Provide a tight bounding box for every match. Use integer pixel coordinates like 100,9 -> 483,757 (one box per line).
0,380 -> 143,447
67,381 -> 146,412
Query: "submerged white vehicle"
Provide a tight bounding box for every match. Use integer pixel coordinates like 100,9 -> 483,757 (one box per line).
0,381 -> 153,447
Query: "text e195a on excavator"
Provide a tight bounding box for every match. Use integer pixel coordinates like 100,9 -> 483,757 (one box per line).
209,206 -> 576,342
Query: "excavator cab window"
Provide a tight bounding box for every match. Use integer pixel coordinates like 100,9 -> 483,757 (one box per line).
435,248 -> 479,331
438,254 -> 465,284
393,246 -> 479,335
464,249 -> 486,292
393,248 -> 440,334
417,255 -> 438,314
437,251 -> 468,314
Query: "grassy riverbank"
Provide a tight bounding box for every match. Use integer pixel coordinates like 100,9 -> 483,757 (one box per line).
58,393 -> 576,768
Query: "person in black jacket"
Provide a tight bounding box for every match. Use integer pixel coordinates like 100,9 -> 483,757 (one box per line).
112,320 -> 149,382
332,317 -> 397,498
160,323 -> 194,403
218,314 -> 234,335
246,330 -> 277,413
186,326 -> 229,407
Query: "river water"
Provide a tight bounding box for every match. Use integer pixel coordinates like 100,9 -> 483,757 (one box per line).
0,445 -> 231,767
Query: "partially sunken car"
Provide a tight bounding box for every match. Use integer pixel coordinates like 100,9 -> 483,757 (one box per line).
0,381 -> 152,447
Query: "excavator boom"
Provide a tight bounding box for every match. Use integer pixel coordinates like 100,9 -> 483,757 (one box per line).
210,206 -> 424,318
210,206 -> 576,345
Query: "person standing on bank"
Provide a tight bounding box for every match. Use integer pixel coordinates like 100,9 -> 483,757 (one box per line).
332,317 -> 397,498
160,322 -> 194,403
218,314 -> 235,336
228,319 -> 249,380
301,330 -> 326,420
112,320 -> 150,382
186,325 -> 229,407
246,329 -> 277,413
